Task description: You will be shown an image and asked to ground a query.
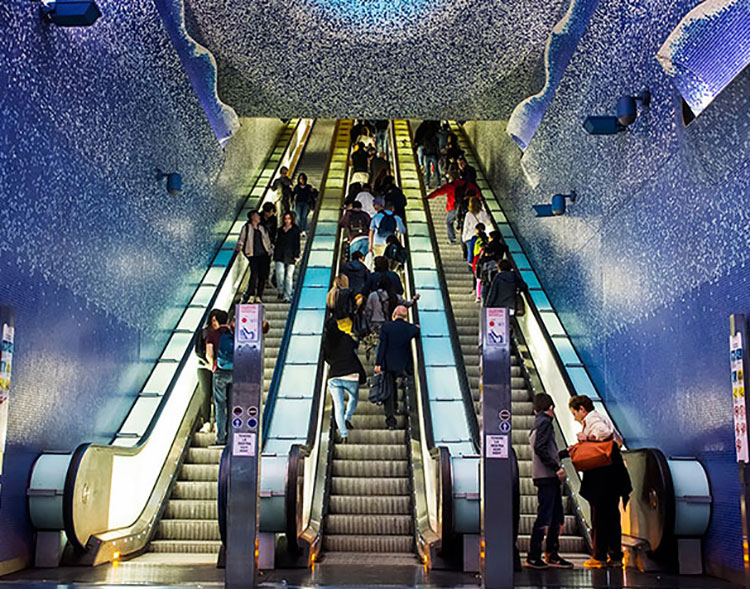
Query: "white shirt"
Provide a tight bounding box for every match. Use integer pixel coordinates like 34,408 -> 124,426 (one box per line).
461,209 -> 493,243
355,191 -> 376,217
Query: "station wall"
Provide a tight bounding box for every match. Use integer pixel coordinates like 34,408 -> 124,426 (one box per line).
465,0 -> 750,579
0,0 -> 282,572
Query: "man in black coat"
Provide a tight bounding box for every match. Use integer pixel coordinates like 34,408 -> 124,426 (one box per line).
375,306 -> 419,429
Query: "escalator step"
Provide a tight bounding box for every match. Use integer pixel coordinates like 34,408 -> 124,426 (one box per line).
157,519 -> 220,541
171,481 -> 217,500
331,476 -> 409,496
326,514 -> 413,535
328,495 -> 411,515
331,459 -> 409,477
518,514 -> 578,535
346,429 -> 404,444
148,540 -> 221,554
517,535 -> 587,554
349,415 -> 406,429
323,535 -> 413,553
321,552 -> 419,565
191,432 -> 219,448
179,464 -> 220,482
163,499 -> 217,520
333,444 -> 407,460
186,447 -> 222,464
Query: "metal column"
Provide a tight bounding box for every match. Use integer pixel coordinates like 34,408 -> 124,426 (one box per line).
226,304 -> 264,589
480,307 -> 514,589
730,314 -> 750,587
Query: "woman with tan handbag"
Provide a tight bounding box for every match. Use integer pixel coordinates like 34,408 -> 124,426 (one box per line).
567,395 -> 632,569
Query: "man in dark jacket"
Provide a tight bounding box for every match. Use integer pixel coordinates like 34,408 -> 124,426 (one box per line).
382,177 -> 407,220
375,306 -> 419,429
341,251 -> 370,295
527,393 -> 574,569
484,259 -> 526,308
457,156 -> 477,185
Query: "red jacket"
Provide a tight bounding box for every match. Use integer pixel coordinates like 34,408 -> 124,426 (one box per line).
427,179 -> 481,212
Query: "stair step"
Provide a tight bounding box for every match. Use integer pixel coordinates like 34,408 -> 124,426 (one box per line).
171,481 -> 217,500
157,519 -> 220,541
179,464 -> 220,481
328,495 -> 411,515
186,447 -> 223,464
323,535 -> 413,553
346,429 -> 404,444
163,499 -> 217,520
331,459 -> 409,477
333,444 -> 407,460
326,514 -> 413,535
331,476 -> 410,496
148,540 -> 222,554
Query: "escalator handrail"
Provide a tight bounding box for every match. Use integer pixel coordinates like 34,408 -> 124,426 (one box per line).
406,122 -> 480,453
262,121 -> 340,447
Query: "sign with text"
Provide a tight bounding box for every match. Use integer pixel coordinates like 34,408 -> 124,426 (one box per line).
485,308 -> 508,347
486,434 -> 509,459
237,305 -> 260,343
731,332 -> 749,463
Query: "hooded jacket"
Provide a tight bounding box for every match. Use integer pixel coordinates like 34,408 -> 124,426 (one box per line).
484,270 -> 525,308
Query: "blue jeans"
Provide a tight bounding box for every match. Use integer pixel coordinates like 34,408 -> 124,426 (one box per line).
423,154 -> 441,188
376,129 -> 387,155
295,201 -> 312,232
212,370 -> 232,444
275,261 -> 295,301
445,208 -> 458,243
528,480 -> 564,559
349,237 -> 369,259
328,378 -> 360,438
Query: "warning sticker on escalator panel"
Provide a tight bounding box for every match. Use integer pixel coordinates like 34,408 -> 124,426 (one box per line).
233,432 -> 256,457
486,434 -> 509,459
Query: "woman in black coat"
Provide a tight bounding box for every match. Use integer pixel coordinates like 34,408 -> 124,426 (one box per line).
323,319 -> 366,442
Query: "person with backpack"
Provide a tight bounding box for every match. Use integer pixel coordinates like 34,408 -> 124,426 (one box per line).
236,210 -> 272,303
327,274 -> 358,335
527,393 -> 574,570
195,309 -> 222,434
338,200 -> 371,259
467,223 -> 489,301
323,318 -> 367,443
375,305 -> 420,429
274,211 -> 301,303
362,255 -> 403,297
384,235 -> 407,271
341,250 -> 370,295
484,259 -> 527,309
363,276 -> 418,362
369,199 -> 405,258
205,309 -> 234,446
293,172 -> 318,235
477,231 -> 508,304
270,166 -> 294,213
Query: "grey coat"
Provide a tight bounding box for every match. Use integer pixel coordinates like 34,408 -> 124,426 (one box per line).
237,222 -> 272,258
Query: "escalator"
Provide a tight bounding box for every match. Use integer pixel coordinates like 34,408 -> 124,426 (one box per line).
425,179 -> 588,558
148,120 -> 339,558
320,136 -> 418,564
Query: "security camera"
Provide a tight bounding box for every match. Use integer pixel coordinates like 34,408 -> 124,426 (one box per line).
156,169 -> 182,195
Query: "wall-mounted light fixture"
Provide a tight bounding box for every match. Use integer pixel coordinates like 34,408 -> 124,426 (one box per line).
583,90 -> 651,135
156,169 -> 182,195
40,0 -> 101,26
533,191 -> 577,217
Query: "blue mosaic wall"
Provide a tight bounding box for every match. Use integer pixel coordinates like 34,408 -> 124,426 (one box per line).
0,0 -> 281,568
183,0 -> 568,119
465,0 -> 750,577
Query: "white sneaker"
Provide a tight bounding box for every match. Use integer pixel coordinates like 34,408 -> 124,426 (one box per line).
199,422 -> 211,434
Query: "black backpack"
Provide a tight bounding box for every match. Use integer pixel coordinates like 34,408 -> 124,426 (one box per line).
348,211 -> 370,238
377,213 -> 397,237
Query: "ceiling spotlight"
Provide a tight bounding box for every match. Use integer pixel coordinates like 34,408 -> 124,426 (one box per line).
583,90 -> 651,135
40,0 -> 102,26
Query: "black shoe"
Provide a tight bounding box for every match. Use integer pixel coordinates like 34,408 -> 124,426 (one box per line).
386,422 -> 396,430
334,431 -> 343,444
546,554 -> 574,569
525,557 -> 548,570
345,419 -> 354,430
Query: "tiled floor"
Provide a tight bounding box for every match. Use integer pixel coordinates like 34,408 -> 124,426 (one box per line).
0,560 -> 742,589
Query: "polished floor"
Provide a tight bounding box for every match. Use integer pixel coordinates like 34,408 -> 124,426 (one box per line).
0,559 -> 743,589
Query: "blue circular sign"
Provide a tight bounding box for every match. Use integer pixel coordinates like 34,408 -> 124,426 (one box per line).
247,417 -> 258,429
